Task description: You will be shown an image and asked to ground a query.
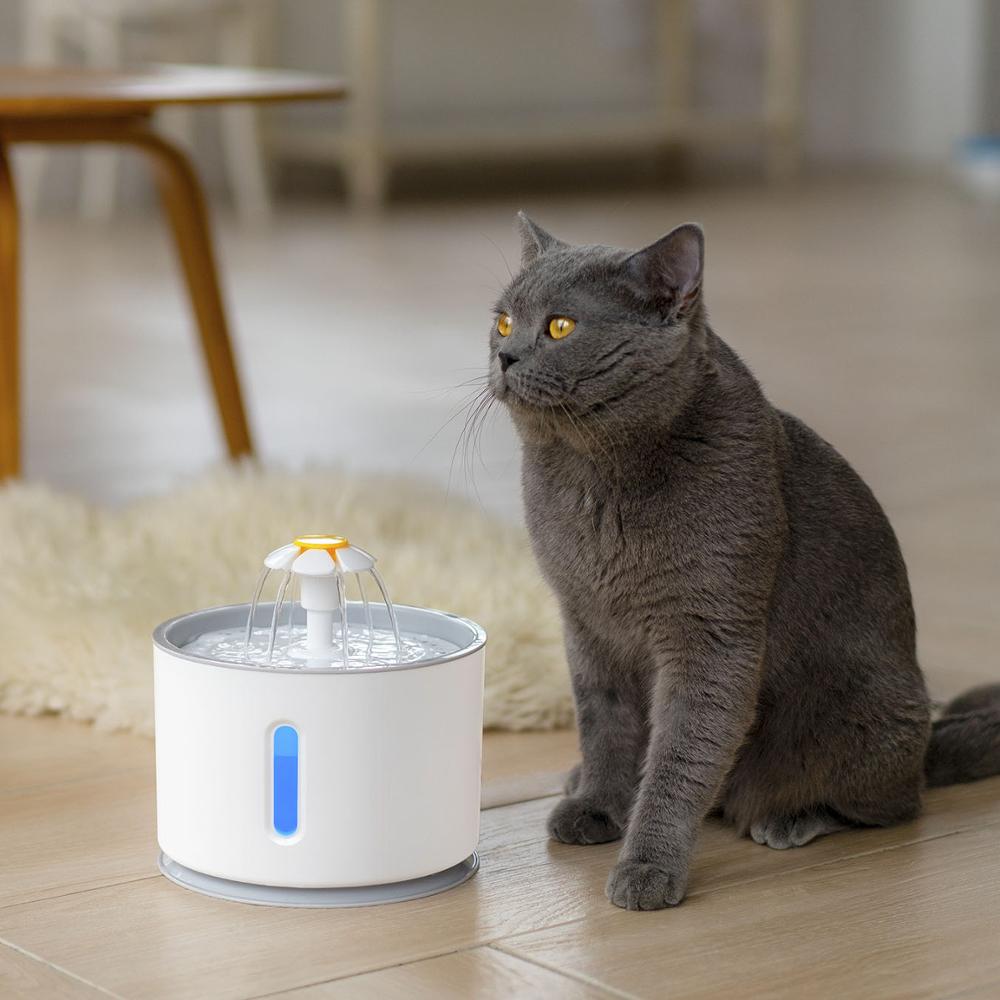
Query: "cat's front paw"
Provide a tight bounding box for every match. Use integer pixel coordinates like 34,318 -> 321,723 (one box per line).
547,795 -> 624,845
605,859 -> 687,911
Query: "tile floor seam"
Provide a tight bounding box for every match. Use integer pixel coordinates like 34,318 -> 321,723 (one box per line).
485,942 -> 640,1000
482,789 -> 568,810
0,935 -> 126,999
240,945 -> 494,999
682,819 -> 1000,900
242,944 -> 636,1000
0,874 -> 159,913
938,979 -> 1000,1000
1,768 -> 153,801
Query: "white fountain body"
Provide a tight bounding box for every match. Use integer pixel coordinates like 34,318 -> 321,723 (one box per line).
152,535 -> 486,906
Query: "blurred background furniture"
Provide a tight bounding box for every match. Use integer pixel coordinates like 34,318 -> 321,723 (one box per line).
14,0 -> 805,211
19,0 -> 274,224
0,64 -> 345,479
267,0 -> 804,207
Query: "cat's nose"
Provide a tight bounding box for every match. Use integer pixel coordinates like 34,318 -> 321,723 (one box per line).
498,351 -> 519,372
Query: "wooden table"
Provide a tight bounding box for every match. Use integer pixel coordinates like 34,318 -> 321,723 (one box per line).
0,65 -> 347,479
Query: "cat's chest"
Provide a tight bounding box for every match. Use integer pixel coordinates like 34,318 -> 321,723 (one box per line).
523,457 -> 650,610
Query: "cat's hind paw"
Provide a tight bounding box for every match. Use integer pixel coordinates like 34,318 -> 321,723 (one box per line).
606,859 -> 687,911
749,809 -> 847,850
547,795 -> 623,845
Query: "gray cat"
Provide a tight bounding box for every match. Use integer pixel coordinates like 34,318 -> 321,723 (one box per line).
489,213 -> 1000,911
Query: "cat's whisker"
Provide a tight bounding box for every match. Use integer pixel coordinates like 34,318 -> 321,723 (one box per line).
417,382 -> 496,461
466,391 -> 498,483
480,232 -> 514,281
472,396 -> 498,476
441,386 -> 491,484
460,396 -> 497,511
447,384 -> 494,506
412,374 -> 490,398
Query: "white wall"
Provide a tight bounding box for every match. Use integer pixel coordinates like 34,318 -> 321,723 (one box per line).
804,0 -> 987,166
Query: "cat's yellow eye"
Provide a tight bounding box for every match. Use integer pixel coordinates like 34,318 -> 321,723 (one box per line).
549,316 -> 576,340
496,313 -> 513,337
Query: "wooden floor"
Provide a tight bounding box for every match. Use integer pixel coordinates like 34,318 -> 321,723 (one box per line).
2,713 -> 1000,999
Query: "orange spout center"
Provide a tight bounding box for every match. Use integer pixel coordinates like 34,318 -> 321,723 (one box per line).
293,534 -> 349,552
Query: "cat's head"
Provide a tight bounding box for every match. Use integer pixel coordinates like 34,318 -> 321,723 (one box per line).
490,213 -> 707,448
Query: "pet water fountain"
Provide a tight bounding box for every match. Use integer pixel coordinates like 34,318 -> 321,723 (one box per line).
153,534 -> 486,906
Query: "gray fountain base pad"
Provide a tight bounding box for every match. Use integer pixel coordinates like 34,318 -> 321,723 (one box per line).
158,851 -> 479,908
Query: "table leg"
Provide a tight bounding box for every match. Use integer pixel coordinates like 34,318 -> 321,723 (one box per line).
132,129 -> 254,460
0,141 -> 19,479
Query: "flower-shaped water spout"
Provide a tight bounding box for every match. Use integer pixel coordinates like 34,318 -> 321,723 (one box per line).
245,534 -> 399,666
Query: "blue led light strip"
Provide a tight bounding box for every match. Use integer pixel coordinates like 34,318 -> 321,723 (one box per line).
273,725 -> 299,837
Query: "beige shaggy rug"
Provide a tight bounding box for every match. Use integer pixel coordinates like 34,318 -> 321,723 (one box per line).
0,465 -> 573,736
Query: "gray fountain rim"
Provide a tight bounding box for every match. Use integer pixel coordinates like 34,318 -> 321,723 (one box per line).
153,601 -> 487,675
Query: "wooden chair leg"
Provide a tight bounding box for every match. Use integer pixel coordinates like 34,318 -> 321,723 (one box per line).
0,141 -> 20,479
130,128 -> 254,460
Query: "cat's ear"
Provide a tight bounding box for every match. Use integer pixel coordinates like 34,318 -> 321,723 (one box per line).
517,211 -> 564,266
625,223 -> 704,315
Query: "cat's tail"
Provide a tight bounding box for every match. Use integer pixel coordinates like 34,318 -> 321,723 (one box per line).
925,683 -> 1000,788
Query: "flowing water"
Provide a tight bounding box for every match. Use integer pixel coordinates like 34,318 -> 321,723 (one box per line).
232,545 -> 407,668
184,624 -> 459,670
